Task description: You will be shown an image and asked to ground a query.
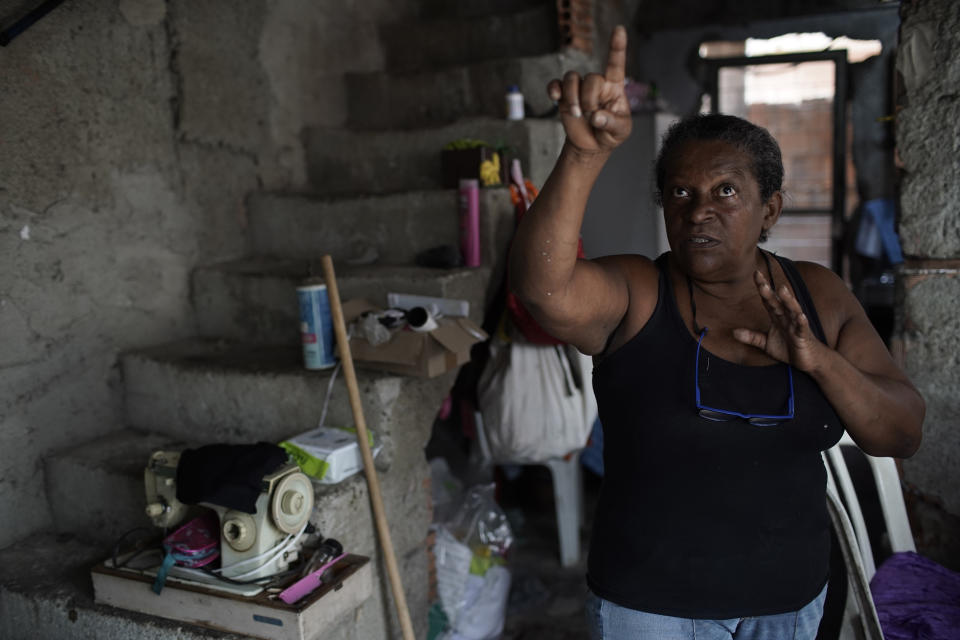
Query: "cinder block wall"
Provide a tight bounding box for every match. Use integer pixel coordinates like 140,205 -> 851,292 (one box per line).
0,0 -> 414,550
896,0 -> 960,570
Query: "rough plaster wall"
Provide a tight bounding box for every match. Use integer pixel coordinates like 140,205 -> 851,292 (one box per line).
897,0 -> 960,561
902,277 -> 960,508
259,0 -> 411,186
896,0 -> 960,258
0,0 -> 409,549
0,0 -> 193,549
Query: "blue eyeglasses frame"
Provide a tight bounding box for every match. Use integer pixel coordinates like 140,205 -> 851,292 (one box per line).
694,328 -> 795,426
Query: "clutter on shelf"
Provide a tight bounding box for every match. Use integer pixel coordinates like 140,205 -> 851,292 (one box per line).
341,297 -> 487,378
143,443 -> 314,586
92,442 -> 372,640
441,138 -> 512,188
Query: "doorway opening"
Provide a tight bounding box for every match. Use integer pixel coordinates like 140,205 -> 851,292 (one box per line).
700,34 -> 882,274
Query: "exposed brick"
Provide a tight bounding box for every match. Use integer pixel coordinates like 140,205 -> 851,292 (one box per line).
557,0 -> 594,53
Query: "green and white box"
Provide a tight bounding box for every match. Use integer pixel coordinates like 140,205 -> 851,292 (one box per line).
281,427 -> 379,484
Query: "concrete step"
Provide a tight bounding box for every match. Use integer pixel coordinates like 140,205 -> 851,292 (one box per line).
122,338 -> 453,473
304,117 -> 564,197
192,258 -> 494,344
0,533 -> 252,640
246,187 -> 515,269
345,50 -> 595,130
380,4 -> 558,73
43,428 -> 198,546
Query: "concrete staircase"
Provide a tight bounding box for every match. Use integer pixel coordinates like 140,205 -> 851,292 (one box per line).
345,50 -> 592,129
0,2 -> 585,638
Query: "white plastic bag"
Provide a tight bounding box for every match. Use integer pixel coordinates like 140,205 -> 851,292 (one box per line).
435,527 -> 475,630
445,566 -> 511,640
477,334 -> 597,462
434,485 -> 514,638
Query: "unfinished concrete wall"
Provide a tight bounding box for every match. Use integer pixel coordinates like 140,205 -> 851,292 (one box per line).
897,0 -> 960,570
0,0 -> 412,549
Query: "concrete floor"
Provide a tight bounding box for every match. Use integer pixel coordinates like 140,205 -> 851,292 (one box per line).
493,466 -> 601,640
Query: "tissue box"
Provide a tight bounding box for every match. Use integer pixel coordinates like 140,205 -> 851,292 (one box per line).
281,427 -> 378,484
341,299 -> 488,378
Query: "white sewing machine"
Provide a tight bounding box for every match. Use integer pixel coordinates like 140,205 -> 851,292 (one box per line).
144,450 -> 314,581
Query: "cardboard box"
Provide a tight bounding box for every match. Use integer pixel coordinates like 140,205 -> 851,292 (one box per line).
342,299 -> 488,378
280,426 -> 380,484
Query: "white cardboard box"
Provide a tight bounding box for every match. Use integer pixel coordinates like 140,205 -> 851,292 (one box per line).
280,426 -> 379,484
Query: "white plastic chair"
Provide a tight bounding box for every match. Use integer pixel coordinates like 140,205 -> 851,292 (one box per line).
824,457 -> 884,640
824,432 -> 916,579
473,410 -> 584,568
821,432 -> 918,640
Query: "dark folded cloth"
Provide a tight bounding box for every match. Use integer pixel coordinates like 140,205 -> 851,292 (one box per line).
176,442 -> 289,514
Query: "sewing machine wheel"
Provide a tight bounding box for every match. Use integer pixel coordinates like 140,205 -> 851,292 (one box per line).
271,471 -> 314,534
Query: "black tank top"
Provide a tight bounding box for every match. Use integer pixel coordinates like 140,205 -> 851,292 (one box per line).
587,252 -> 844,619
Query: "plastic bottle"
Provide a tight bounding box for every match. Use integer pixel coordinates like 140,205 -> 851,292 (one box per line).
459,179 -> 481,267
505,85 -> 524,120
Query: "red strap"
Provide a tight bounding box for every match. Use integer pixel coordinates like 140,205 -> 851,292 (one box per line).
506,182 -> 585,345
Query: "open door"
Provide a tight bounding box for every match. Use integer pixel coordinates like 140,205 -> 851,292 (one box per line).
705,51 -> 848,272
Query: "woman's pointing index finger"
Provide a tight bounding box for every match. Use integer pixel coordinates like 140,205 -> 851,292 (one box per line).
604,25 -> 628,84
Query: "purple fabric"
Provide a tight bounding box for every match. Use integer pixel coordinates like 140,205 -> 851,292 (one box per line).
870,551 -> 960,639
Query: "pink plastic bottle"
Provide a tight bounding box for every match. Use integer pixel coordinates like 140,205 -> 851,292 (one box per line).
459,178 -> 481,267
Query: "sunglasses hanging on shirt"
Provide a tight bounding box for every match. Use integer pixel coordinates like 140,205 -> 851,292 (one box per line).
687,251 -> 795,427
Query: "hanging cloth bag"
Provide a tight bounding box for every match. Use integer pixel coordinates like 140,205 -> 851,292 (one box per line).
475,159 -> 597,462
477,331 -> 595,462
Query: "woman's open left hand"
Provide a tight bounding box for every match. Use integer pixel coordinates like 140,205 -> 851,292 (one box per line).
732,270 -> 824,372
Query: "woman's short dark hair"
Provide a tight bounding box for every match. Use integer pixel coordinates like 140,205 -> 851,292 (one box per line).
654,114 -> 784,235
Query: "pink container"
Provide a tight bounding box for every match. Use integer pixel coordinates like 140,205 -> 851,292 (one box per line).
459,178 -> 481,267
163,511 -> 220,568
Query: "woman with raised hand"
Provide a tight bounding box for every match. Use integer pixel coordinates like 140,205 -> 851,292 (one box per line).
508,25 -> 924,640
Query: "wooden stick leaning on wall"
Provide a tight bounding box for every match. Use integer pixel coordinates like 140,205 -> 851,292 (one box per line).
319,255 -> 416,640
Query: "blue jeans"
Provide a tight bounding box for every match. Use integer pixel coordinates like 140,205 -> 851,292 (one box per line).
585,584 -> 827,640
